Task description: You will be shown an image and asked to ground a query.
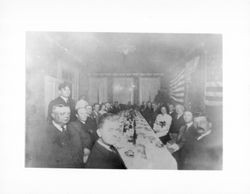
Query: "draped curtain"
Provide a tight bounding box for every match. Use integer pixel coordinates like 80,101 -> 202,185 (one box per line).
88,77 -> 108,104
113,77 -> 134,104
139,77 -> 161,104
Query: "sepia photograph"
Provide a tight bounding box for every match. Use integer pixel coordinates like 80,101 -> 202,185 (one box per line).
1,0 -> 250,193
25,32 -> 223,170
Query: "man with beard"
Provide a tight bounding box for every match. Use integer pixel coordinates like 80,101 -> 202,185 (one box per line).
181,116 -> 222,170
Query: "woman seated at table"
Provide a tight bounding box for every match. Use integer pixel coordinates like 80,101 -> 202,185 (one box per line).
153,106 -> 172,144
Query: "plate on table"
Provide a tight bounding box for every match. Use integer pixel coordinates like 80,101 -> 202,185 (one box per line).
147,136 -> 156,142
155,141 -> 164,148
125,150 -> 135,158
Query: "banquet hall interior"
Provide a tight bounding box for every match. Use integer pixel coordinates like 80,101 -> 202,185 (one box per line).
26,32 -> 222,169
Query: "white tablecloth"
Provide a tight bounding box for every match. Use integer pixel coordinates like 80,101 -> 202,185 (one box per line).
116,111 -> 177,169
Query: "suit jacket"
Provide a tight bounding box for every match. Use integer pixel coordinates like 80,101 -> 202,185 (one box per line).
175,124 -> 198,169
169,111 -> 176,119
86,141 -> 126,169
143,107 -> 154,126
169,114 -> 185,134
86,116 -> 99,144
92,111 -> 101,125
47,96 -> 76,122
68,120 -> 93,149
40,123 -> 83,168
181,131 -> 222,170
176,124 -> 197,148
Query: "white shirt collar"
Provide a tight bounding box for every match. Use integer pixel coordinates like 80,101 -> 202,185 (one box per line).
197,130 -> 212,141
60,96 -> 68,103
186,122 -> 193,129
177,113 -> 183,119
52,120 -> 66,132
80,120 -> 86,124
97,139 -> 113,152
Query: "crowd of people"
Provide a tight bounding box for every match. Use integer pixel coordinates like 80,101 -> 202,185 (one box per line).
37,82 -> 222,170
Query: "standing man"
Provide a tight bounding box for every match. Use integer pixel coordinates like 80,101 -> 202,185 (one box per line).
92,103 -> 101,125
41,104 -> 83,168
47,82 -> 76,122
143,101 -> 154,126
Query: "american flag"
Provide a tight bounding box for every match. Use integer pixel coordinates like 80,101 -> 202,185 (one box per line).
169,56 -> 200,104
204,60 -> 222,106
169,69 -> 185,104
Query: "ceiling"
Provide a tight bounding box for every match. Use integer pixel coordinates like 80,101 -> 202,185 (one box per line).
26,32 -> 222,74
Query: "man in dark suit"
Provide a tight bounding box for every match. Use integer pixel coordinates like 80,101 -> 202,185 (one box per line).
110,101 -> 120,114
181,116 -> 222,170
143,101 -> 154,127
92,103 -> 101,125
167,111 -> 196,169
85,105 -> 99,145
86,114 -> 126,169
168,103 -> 176,119
139,101 -> 146,113
167,104 -> 185,142
68,107 -> 94,164
152,102 -> 159,126
47,82 -> 76,122
40,104 -> 83,168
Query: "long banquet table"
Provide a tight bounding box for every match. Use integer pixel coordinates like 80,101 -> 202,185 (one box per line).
115,111 -> 177,169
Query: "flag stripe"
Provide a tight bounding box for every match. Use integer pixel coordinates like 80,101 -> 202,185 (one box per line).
170,70 -> 185,86
170,86 -> 185,93
205,100 -> 222,106
206,87 -> 222,92
170,75 -> 184,87
205,96 -> 222,101
170,69 -> 185,104
170,92 -> 185,97
205,80 -> 223,106
170,80 -> 185,90
205,91 -> 222,97
170,96 -> 185,103
206,82 -> 222,87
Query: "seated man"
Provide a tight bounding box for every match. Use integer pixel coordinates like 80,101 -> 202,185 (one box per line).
41,104 -> 83,168
180,116 -> 222,170
75,95 -> 88,111
68,107 -> 94,164
85,105 -> 99,143
110,101 -> 120,114
167,111 -> 196,169
168,103 -> 176,119
166,104 -> 185,142
143,101 -> 154,126
86,114 -> 126,169
99,103 -> 107,116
